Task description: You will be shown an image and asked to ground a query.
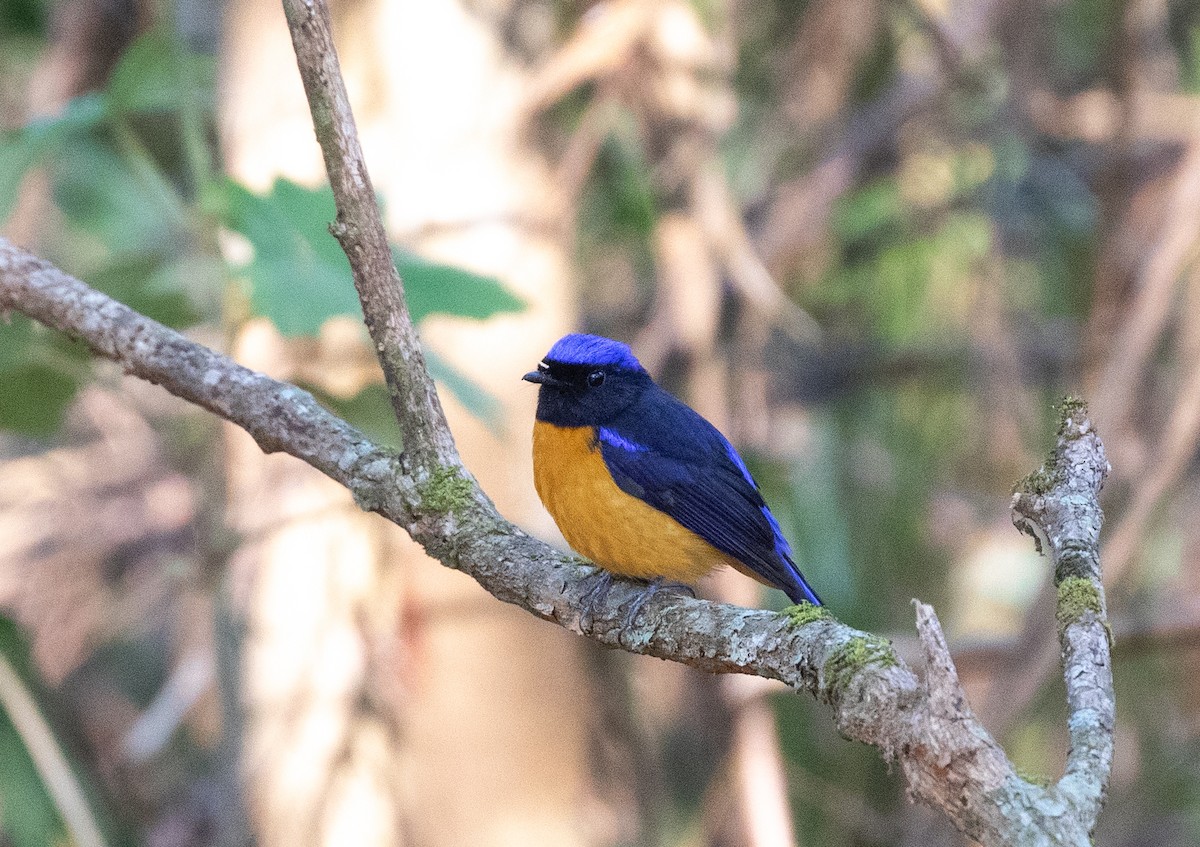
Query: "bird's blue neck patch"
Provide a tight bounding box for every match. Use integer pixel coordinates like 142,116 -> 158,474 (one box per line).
545,334 -> 644,373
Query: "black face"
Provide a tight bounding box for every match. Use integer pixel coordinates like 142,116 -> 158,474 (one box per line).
523,359 -> 651,427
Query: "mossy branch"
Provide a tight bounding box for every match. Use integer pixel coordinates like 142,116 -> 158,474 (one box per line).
0,1 -> 1115,842
0,226 -> 1112,847
1012,398 -> 1113,830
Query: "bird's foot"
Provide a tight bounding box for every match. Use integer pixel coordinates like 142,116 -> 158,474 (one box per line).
578,569 -> 615,631
579,572 -> 694,632
621,577 -> 694,629
661,580 -> 696,599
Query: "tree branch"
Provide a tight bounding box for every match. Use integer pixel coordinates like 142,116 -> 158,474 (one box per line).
281,0 -> 456,474
0,238 -> 1113,844
0,0 -> 1115,839
1012,400 -> 1114,825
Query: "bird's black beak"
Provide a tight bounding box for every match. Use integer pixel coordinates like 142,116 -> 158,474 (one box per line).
523,369 -> 566,387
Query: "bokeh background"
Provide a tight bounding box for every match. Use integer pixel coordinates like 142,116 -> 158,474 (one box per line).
2,0 -> 1200,844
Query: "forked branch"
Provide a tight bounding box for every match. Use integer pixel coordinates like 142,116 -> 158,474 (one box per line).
0,1 -> 1114,842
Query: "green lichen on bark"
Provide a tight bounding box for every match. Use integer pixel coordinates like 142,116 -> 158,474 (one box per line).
1055,576 -> 1104,640
1014,396 -> 1090,494
1017,463 -> 1060,495
1016,768 -> 1053,788
1055,395 -> 1088,438
419,465 -> 473,515
824,635 -> 897,700
785,601 -> 832,628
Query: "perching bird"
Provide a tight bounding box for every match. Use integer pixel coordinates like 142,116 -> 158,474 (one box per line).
524,333 -> 821,620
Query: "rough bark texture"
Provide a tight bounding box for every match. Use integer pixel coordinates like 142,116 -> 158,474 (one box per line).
1012,401 -> 1114,831
0,237 -> 1114,844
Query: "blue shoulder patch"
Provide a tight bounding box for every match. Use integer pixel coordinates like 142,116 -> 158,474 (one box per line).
546,333 -> 644,372
598,426 -> 650,453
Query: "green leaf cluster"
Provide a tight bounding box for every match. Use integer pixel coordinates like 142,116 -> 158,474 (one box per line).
0,31 -> 524,438
219,178 -> 522,426
0,33 -> 215,433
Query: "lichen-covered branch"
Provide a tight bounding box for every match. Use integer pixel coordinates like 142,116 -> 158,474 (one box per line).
0,2 -> 1115,842
1013,399 -> 1114,829
0,238 -> 1114,844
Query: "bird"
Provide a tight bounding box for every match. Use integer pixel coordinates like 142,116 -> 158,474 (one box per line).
523,332 -> 822,623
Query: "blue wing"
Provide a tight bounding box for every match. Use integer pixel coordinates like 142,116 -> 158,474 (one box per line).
597,386 -> 822,605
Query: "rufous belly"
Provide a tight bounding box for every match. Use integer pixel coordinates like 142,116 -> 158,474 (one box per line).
532,421 -> 735,582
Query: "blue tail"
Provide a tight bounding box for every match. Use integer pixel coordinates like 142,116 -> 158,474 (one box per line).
782,556 -> 823,606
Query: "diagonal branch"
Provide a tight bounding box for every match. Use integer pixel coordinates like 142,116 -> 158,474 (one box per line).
281,0 -> 456,474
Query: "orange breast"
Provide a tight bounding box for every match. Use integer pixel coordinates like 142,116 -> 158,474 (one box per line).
532,421 -> 735,583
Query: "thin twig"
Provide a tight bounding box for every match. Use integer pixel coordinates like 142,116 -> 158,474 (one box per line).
280,0 -> 458,474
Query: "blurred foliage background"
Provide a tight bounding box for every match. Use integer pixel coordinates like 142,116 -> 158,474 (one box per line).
2,0 -> 1200,845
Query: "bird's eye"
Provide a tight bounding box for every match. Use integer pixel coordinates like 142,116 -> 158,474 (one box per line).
587,370 -> 606,387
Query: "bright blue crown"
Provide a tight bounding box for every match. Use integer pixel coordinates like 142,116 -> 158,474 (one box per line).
544,333 -> 644,372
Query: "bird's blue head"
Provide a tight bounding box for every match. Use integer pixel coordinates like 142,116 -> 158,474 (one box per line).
523,333 -> 652,426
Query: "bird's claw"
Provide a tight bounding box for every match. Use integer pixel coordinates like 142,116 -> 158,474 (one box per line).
621,577 -> 695,629
578,569 -> 615,631
578,572 -> 694,632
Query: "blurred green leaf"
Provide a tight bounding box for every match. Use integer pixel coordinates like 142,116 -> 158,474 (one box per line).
219,178 -> 517,425
0,94 -> 106,224
425,348 -> 501,428
1026,156 -> 1096,234
1051,0 -> 1118,80
1175,20 -> 1200,93
0,130 -> 45,223
50,138 -> 179,255
1,125 -> 210,439
81,640 -> 169,710
395,247 -> 524,322
584,133 -> 658,240
0,710 -> 66,844
105,32 -> 216,115
831,179 -> 904,243
0,317 -> 81,436
220,178 -> 361,336
0,0 -> 47,34
305,383 -> 404,449
851,23 -> 897,103
24,93 -> 108,143
753,415 -> 855,608
222,178 -> 524,335
306,351 -> 503,442
87,253 -> 202,328
0,363 -> 77,436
